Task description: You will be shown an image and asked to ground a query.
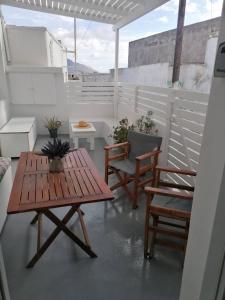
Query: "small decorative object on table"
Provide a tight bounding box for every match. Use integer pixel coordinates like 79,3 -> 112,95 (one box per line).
44,116 -> 62,138
41,139 -> 70,173
74,120 -> 90,128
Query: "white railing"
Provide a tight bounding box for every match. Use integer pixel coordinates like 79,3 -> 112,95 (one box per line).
118,82 -> 209,185
65,81 -> 114,103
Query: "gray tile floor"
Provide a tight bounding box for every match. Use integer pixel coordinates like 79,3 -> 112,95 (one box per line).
2,136 -> 183,300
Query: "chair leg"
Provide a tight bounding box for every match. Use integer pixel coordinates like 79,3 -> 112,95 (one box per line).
132,174 -> 140,209
149,215 -> 158,259
144,206 -> 150,258
105,151 -> 109,184
105,165 -> 109,184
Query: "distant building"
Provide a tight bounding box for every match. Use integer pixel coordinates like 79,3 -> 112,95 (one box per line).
128,17 -> 220,68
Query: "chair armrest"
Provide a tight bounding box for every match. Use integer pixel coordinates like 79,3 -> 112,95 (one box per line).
156,166 -> 197,177
145,187 -> 193,200
136,150 -> 161,161
104,142 -> 129,151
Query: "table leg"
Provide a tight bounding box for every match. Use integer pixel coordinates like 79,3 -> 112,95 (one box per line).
30,213 -> 39,225
27,207 -> 77,268
44,210 -> 97,258
27,206 -> 97,268
90,136 -> 95,150
77,208 -> 91,247
37,213 -> 42,251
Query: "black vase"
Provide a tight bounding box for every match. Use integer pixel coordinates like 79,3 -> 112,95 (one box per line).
48,128 -> 58,138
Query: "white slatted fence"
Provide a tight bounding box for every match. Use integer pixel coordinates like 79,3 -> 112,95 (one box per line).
118,82 -> 209,185
65,81 -> 114,103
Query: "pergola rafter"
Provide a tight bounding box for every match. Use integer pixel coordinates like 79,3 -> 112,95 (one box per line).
0,0 -> 169,28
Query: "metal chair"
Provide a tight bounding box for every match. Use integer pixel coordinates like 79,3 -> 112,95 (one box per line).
144,166 -> 196,259
104,130 -> 162,209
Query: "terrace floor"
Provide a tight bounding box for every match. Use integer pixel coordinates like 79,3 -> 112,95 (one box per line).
2,136 -> 183,300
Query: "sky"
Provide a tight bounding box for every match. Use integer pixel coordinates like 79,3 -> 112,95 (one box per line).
1,0 -> 223,72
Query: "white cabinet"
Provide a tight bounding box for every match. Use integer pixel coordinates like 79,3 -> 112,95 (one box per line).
8,72 -> 56,105
0,117 -> 37,157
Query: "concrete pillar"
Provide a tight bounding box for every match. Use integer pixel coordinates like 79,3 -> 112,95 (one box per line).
179,2 -> 225,299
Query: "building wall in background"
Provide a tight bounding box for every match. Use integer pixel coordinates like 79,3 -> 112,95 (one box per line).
111,36 -> 218,93
128,17 -> 220,68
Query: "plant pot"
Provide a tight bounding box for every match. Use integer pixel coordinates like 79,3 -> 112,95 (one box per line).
48,128 -> 58,139
49,157 -> 64,173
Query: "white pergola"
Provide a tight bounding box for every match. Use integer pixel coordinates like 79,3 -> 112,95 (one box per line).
0,0 -> 170,114
0,0 -> 169,29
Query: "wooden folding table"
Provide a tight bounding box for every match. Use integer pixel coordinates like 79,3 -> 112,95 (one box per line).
7,149 -> 114,268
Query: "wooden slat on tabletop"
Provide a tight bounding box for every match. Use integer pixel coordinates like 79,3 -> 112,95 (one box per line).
80,169 -> 95,195
77,150 -> 87,167
36,174 -> 44,202
42,174 -> 49,201
68,170 -> 82,197
85,169 -> 101,194
48,173 -> 57,200
68,152 -> 77,168
29,174 -> 36,202
73,151 -> 82,168
59,173 -> 70,198
8,152 -> 28,213
37,156 -> 48,172
20,175 -> 31,204
54,174 -> 63,199
75,170 -> 89,196
64,170 -> 76,196
81,149 -> 110,195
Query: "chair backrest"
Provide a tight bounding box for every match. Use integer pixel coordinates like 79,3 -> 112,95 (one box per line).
127,130 -> 162,161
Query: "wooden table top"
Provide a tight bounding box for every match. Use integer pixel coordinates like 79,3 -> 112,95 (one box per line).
8,149 -> 114,214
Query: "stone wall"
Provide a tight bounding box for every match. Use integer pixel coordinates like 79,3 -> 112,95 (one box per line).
128,17 -> 221,68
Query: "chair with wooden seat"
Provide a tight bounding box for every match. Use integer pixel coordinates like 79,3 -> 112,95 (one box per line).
144,166 -> 196,259
104,130 -> 162,209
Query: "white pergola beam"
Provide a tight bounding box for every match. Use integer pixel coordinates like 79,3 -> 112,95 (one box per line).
66,0 -> 128,17
0,0 -> 115,24
113,0 -> 170,29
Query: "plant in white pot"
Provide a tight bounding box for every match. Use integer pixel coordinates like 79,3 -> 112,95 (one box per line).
41,139 -> 70,173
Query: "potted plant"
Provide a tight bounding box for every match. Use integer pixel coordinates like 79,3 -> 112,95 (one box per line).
41,139 -> 70,173
113,117 -> 134,143
135,110 -> 158,135
44,116 -> 62,138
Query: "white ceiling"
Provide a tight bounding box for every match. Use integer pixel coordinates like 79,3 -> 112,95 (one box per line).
0,0 -> 170,29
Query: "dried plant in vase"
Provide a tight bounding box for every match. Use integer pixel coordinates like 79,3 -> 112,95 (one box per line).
44,116 -> 62,139
41,139 -> 70,173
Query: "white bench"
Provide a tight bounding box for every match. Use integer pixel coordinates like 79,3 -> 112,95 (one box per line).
0,117 -> 37,157
69,118 -> 118,146
0,158 -> 12,300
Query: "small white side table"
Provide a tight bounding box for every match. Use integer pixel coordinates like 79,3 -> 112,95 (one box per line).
70,123 -> 96,150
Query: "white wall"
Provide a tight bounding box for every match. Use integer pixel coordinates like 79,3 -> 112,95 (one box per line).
6,26 -> 48,66
0,15 -> 10,129
180,3 -> 225,299
45,31 -> 67,68
6,26 -> 67,69
117,63 -> 170,87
